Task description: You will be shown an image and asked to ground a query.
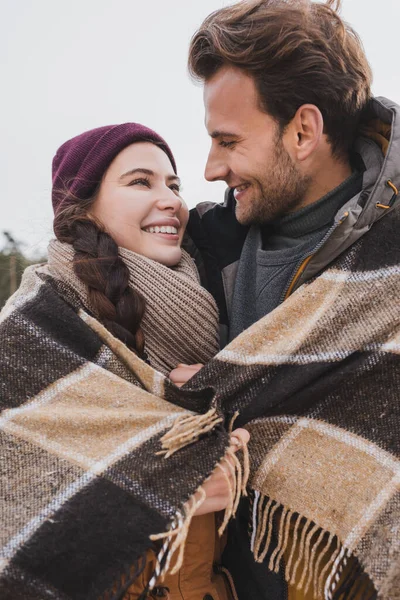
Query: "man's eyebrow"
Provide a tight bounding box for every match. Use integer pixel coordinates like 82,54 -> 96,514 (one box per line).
210,130 -> 238,139
119,168 -> 181,185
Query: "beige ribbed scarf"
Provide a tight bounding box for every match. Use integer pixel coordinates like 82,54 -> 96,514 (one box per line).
47,239 -> 220,375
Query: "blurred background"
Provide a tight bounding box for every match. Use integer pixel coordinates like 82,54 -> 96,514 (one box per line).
1,0 -> 400,304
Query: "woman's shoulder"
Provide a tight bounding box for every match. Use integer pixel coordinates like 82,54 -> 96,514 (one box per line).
1,264 -> 81,325
0,264 -> 102,364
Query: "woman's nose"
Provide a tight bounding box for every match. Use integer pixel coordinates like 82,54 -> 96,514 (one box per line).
156,189 -> 183,212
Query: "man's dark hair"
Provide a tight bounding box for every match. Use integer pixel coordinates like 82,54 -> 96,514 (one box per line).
188,0 -> 372,159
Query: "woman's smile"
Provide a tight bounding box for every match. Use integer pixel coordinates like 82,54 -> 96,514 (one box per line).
141,216 -> 181,242
90,142 -> 189,265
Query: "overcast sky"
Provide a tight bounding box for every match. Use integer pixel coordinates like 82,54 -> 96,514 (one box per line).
1,0 -> 400,257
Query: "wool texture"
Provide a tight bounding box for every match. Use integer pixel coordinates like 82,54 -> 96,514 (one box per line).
47,239 -> 220,374
0,205 -> 399,600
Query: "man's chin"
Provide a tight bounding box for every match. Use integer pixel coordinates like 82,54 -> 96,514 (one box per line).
235,203 -> 253,226
235,196 -> 293,226
235,202 -> 270,226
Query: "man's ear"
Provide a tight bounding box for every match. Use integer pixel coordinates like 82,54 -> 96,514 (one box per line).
285,104 -> 324,162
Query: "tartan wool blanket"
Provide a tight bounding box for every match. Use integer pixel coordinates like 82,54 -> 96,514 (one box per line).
0,206 -> 399,600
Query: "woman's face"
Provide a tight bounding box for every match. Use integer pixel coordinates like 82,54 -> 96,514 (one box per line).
90,142 -> 189,266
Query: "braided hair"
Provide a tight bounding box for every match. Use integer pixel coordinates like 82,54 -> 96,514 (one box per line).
51,124 -> 177,359
53,195 -> 146,358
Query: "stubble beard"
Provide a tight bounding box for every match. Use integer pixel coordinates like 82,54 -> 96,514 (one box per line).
235,139 -> 311,226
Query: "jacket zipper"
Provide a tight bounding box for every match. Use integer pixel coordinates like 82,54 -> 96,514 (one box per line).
280,216 -> 348,303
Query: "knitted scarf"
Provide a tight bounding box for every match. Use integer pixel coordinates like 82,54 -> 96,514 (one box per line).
47,239 -> 220,374
0,206 -> 399,600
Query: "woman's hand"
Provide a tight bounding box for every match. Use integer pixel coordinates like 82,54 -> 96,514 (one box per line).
193,428 -> 250,516
169,363 -> 203,387
169,364 -> 250,516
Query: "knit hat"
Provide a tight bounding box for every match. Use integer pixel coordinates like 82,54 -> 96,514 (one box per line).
51,123 -> 177,216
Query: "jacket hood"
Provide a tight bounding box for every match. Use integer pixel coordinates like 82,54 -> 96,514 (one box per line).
290,95 -> 400,292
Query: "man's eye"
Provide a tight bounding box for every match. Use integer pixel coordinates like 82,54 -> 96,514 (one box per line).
128,178 -> 150,187
219,140 -> 236,148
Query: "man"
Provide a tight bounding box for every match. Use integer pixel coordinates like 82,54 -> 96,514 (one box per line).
182,0 -> 400,598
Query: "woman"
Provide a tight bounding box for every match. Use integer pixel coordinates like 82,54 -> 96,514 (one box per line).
50,123 -> 217,377
1,123 -> 248,600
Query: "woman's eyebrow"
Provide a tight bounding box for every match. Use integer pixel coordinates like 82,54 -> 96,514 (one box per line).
119,167 -> 154,181
119,168 -> 181,186
167,174 -> 181,186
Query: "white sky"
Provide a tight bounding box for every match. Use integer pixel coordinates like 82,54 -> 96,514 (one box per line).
1,0 -> 400,257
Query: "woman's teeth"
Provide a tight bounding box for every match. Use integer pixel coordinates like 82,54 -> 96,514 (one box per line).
144,226 -> 178,234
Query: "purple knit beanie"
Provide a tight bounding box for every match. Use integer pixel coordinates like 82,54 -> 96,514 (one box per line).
52,123 -> 177,216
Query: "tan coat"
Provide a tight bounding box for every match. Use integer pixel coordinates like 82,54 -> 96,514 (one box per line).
125,514 -> 231,600
123,513 -> 371,600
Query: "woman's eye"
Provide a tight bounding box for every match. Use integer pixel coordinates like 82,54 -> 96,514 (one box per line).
169,184 -> 181,193
128,178 -> 150,187
219,140 -> 236,149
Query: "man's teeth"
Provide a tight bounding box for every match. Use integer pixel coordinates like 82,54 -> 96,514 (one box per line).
144,226 -> 178,234
235,183 -> 250,193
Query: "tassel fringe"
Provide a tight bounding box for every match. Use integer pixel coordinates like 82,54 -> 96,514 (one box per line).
148,435 -> 249,589
250,493 -> 377,600
157,408 -> 223,458
104,413 -> 250,597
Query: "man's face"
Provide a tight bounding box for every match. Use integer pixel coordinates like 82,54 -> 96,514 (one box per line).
203,66 -> 310,225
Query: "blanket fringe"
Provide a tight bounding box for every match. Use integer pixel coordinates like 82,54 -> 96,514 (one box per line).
148,438 -> 249,587
157,407 -> 223,458
104,418 -> 250,594
250,493 -> 377,600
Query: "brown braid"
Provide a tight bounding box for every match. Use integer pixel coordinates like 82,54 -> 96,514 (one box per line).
53,193 -> 147,357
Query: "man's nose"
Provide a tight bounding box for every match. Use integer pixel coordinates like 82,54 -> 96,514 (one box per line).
204,149 -> 230,182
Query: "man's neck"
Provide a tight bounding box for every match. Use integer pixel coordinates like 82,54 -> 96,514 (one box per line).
298,158 -> 353,211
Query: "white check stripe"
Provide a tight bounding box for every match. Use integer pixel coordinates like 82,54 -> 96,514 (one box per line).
254,418 -> 400,490
0,472 -> 93,574
218,348 -> 352,365
253,420 -> 309,487
381,340 -> 400,353
1,419 -> 94,467
0,363 -> 97,425
324,545 -> 347,599
344,470 -> 400,551
1,407 -> 189,474
95,345 -> 114,368
306,419 -> 400,473
320,265 -> 400,283
152,370 -> 165,398
250,491 -> 261,552
0,410 -> 189,574
89,411 -> 189,475
219,339 -> 399,366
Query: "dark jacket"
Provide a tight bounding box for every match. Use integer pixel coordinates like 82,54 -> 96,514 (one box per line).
186,97 -> 400,348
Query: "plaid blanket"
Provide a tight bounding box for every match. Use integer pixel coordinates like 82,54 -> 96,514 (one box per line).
1,205 -> 399,600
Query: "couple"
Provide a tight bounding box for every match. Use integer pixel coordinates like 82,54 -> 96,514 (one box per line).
1,1 -> 399,599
